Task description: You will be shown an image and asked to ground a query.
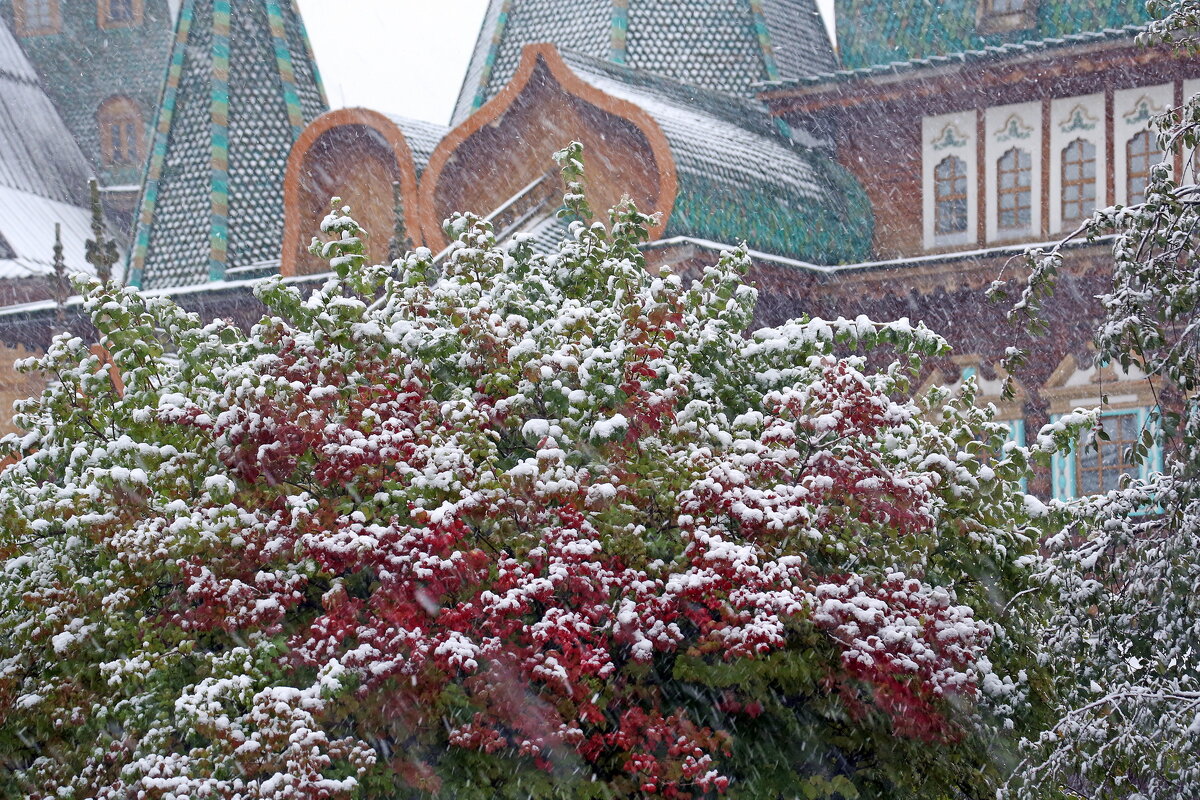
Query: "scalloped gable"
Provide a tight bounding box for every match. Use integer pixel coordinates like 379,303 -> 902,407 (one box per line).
282,108 -> 446,276
1041,352 -> 1152,415
919,355 -> 1028,420
426,44 -> 872,264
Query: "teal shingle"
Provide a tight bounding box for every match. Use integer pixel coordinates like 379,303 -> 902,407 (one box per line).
835,0 -> 1151,70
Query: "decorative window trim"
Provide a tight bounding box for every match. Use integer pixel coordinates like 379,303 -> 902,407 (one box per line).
1049,94 -> 1105,234
14,0 -> 61,36
985,102 -> 1042,242
922,111 -> 977,250
1113,84 -> 1172,206
98,0 -> 144,30
977,0 -> 1038,35
96,96 -> 145,170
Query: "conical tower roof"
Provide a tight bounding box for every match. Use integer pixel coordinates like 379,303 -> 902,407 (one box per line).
451,0 -> 834,125
130,0 -> 327,289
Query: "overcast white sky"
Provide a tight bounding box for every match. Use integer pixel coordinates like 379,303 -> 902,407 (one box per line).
298,0 -> 837,126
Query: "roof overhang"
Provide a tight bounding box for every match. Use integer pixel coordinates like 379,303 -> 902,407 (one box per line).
759,30 -> 1175,119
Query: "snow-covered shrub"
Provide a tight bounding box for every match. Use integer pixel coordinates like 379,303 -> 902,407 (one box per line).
0,144 -> 1050,799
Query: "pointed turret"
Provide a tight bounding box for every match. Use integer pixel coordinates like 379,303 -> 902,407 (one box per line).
129,0 -> 327,289
451,0 -> 835,124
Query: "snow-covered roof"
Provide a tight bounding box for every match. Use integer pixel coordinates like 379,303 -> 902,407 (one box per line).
556,50 -> 872,263
451,0 -> 835,125
0,188 -> 97,280
383,114 -> 449,177
0,17 -> 92,207
0,15 -> 103,280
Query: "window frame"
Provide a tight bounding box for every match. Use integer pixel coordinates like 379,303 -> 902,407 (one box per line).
1074,410 -> 1142,495
1126,130 -> 1161,204
933,155 -> 969,237
996,146 -> 1033,232
98,0 -> 144,30
14,0 -> 61,36
96,96 -> 145,172
1043,354 -> 1163,501
1052,407 -> 1162,500
1060,137 -> 1098,227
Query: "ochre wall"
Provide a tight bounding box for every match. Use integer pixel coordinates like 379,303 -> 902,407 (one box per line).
420,49 -> 674,250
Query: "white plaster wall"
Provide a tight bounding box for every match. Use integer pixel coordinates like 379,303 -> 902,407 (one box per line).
1183,79 -> 1200,185
985,101 -> 1042,242
922,111 -> 977,250
1049,94 -> 1105,234
1113,83 -> 1172,206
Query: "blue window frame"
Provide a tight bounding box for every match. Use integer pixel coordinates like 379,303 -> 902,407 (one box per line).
1051,408 -> 1163,500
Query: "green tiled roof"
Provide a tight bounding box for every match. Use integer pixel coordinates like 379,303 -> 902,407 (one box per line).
835,0 -> 1151,70
129,0 -> 327,290
0,0 -> 175,190
452,0 -> 835,125
559,51 -> 873,264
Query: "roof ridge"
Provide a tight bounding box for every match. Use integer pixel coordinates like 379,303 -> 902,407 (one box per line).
129,0 -> 328,290
769,23 -> 1147,88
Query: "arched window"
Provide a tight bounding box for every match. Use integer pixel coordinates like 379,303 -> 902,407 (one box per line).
1127,130 -> 1161,201
99,0 -> 142,28
1061,138 -> 1097,225
997,147 -> 1032,232
96,97 -> 144,169
14,0 -> 60,35
934,155 -> 968,235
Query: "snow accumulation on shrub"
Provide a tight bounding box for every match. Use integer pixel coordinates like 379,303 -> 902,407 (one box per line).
0,144 -> 1054,799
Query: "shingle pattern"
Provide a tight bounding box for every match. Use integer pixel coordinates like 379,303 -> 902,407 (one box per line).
0,0 -> 175,189
452,0 -> 835,125
834,0 -> 1151,71
0,17 -> 105,278
475,0 -> 611,123
280,0 -> 327,121
131,0 -> 327,290
0,18 -> 91,207
776,24 -> 1145,88
451,0 -> 507,125
761,0 -> 835,79
228,0 -> 297,271
385,114 -> 450,178
559,51 -> 872,263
